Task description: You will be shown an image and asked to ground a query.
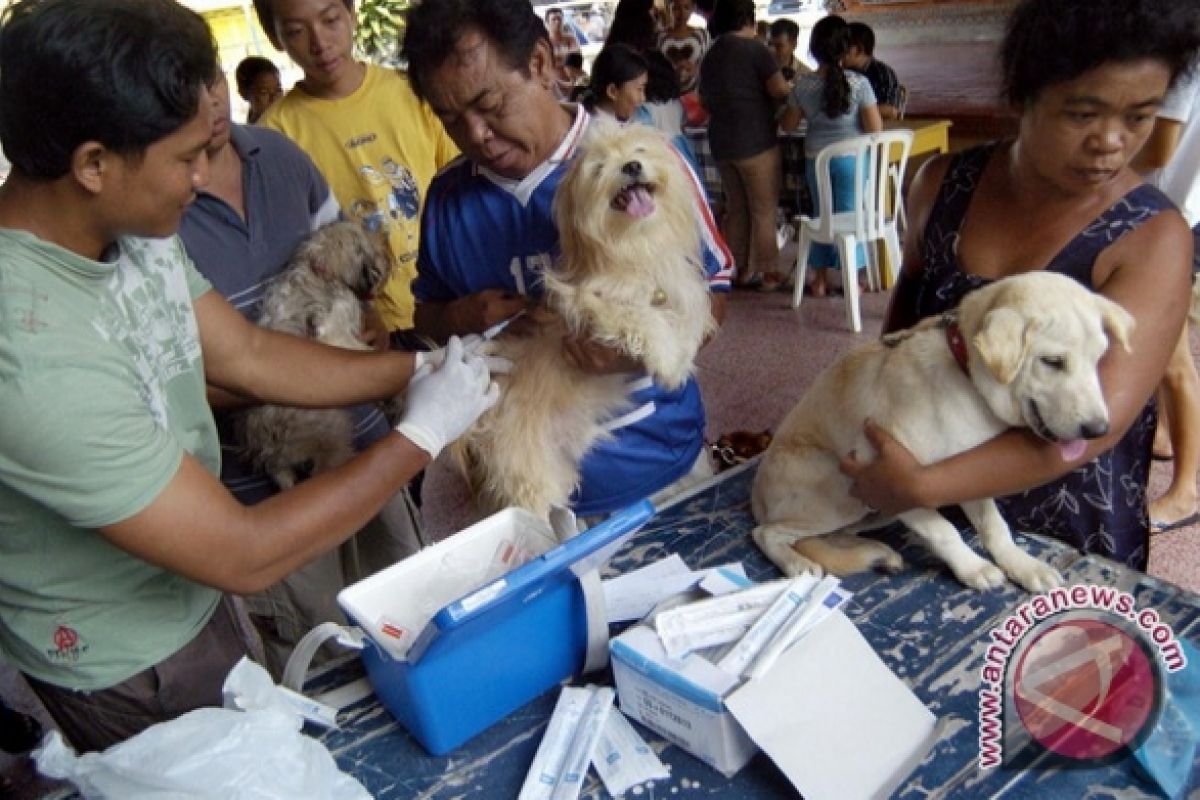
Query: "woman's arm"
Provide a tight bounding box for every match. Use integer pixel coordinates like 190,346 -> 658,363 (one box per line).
860,102 -> 883,134
845,208 -> 1193,514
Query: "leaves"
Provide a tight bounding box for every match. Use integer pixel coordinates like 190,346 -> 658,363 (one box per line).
355,0 -> 409,66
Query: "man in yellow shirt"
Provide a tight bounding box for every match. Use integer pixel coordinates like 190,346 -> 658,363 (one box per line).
253,0 -> 459,334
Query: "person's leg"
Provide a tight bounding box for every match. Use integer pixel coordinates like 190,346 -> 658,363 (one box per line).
243,547 -> 350,679
26,597 -> 251,753
827,153 -> 868,292
803,157 -> 837,296
716,160 -> 752,285
736,145 -> 783,290
1154,386 -> 1173,460
350,487 -> 424,575
0,696 -> 42,754
1150,326 -> 1200,531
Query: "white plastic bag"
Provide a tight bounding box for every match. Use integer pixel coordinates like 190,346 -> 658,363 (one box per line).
34,658 -> 370,799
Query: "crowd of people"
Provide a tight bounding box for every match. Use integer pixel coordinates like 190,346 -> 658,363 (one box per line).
0,0 -> 1197,785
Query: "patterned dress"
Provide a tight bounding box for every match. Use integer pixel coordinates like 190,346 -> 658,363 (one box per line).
910,143 -> 1175,570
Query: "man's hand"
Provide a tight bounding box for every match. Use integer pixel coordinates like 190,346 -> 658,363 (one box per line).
561,334 -> 640,375
413,335 -> 512,377
393,337 -> 503,459
838,419 -> 926,515
360,306 -> 391,352
452,289 -> 530,334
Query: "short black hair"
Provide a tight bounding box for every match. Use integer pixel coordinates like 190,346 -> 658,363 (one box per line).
403,0 -> 548,102
253,0 -> 354,51
0,0 -> 216,180
769,19 -> 799,43
564,51 -> 584,70
846,21 -> 875,56
1002,0 -> 1200,108
708,0 -> 754,38
235,56 -> 279,96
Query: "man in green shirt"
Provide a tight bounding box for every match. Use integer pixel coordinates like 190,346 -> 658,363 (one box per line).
0,0 -> 501,752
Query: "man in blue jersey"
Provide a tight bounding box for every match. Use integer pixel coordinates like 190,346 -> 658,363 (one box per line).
404,0 -> 734,519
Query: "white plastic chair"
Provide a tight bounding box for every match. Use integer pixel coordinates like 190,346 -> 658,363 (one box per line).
790,129 -> 914,332
867,129 -> 913,289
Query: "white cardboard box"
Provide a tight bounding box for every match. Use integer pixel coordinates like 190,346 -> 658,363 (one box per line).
610,610 -> 939,798
610,625 -> 756,777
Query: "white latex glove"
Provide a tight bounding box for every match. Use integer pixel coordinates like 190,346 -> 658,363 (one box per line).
395,336 -> 501,458
412,335 -> 512,375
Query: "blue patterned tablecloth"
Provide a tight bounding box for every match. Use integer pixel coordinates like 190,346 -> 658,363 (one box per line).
312,462 -> 1200,798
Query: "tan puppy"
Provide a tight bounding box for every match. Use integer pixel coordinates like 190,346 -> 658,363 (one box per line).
238,221 -> 390,488
752,272 -> 1134,591
454,119 -> 716,518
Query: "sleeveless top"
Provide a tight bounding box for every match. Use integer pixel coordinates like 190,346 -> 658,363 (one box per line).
911,142 -> 1175,570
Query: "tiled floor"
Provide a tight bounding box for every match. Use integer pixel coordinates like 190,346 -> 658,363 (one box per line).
4,273 -> 1198,798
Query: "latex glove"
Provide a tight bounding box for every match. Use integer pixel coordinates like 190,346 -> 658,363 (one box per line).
412,335 -> 512,375
395,336 -> 501,458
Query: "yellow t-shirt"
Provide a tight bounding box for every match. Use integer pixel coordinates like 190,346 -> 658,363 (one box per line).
261,64 -> 459,329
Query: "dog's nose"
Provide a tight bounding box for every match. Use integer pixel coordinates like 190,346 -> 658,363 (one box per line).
1079,420 -> 1109,439
621,160 -> 643,178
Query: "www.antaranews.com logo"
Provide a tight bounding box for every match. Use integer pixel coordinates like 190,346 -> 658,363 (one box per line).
977,583 -> 1186,769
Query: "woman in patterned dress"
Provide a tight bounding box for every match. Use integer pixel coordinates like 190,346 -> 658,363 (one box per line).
840,0 -> 1200,570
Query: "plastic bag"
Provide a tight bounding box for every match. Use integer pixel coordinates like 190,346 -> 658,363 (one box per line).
34,658 -> 370,799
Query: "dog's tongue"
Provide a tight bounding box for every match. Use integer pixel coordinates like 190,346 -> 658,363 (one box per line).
625,187 -> 655,219
1058,439 -> 1087,461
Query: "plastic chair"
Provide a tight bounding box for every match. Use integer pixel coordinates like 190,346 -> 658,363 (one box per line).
868,129 -> 913,289
790,129 -> 914,332
890,85 -> 910,235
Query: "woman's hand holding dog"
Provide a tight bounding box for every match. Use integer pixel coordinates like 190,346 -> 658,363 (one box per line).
839,420 -> 929,515
393,337 -> 505,459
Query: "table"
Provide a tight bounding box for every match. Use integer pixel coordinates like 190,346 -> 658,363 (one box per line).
311,462 -> 1200,798
885,117 -> 953,159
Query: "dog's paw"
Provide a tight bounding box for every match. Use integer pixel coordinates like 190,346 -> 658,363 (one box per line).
955,559 -> 1006,591
779,557 -> 824,579
1001,553 -> 1064,593
877,549 -> 905,574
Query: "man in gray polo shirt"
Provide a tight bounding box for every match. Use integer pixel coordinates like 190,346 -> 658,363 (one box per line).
178,66 -> 422,677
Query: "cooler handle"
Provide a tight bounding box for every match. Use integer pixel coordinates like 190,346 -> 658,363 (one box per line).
281,622 -> 366,693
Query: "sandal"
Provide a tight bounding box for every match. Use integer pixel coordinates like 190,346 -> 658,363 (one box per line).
0,705 -> 43,754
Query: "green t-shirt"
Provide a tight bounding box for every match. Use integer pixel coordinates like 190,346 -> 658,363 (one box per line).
0,229 -> 222,691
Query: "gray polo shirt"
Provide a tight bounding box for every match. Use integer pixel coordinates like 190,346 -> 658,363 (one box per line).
178,124 -> 387,504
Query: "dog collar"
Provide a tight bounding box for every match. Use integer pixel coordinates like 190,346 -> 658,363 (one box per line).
942,313 -> 970,375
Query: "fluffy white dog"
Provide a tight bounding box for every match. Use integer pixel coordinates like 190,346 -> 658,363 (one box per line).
752,271 -> 1134,592
453,119 -> 716,518
238,221 -> 390,488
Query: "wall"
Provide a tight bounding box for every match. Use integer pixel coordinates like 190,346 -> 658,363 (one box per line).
839,0 -> 1020,140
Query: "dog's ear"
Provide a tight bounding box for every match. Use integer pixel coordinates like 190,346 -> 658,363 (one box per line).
972,307 -> 1033,385
1093,294 -> 1135,354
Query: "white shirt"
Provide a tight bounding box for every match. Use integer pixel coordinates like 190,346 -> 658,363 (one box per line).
1155,68 -> 1200,227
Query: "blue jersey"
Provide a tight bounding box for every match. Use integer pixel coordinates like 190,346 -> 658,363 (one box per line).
414,106 -> 732,516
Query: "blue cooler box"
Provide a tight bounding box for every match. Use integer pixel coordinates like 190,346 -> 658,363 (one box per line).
337,501 -> 653,755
